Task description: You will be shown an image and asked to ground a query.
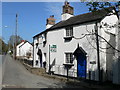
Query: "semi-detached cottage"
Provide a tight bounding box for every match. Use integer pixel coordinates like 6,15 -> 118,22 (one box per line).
33,1 -> 120,84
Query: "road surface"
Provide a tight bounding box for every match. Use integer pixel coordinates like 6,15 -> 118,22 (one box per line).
2,55 -> 66,88
1,55 -> 119,89
0,55 -> 2,90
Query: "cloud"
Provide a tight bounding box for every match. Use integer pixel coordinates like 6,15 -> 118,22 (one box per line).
44,2 -> 63,23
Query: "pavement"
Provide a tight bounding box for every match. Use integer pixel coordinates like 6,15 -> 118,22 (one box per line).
0,55 -> 6,90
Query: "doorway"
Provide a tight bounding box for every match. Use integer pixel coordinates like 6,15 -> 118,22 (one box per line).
37,49 -> 42,67
73,45 -> 87,78
77,54 -> 86,78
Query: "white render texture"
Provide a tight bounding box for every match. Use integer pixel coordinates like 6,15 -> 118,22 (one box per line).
33,10 -> 119,84
46,24 -> 53,29
61,13 -> 73,21
16,42 -> 24,57
17,42 -> 33,60
113,14 -> 120,84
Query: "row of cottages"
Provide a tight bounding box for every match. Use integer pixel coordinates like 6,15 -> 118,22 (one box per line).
16,40 -> 33,60
33,1 -> 120,84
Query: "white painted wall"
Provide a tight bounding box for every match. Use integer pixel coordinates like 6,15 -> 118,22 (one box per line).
99,12 -> 118,81
33,11 -> 118,83
113,14 -> 120,84
61,13 -> 73,21
16,42 -> 24,57
19,42 -> 33,60
46,22 -> 98,80
46,24 -> 53,29
33,37 -> 39,67
33,34 -> 48,68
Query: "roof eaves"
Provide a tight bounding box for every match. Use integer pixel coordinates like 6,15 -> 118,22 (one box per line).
19,43 -> 25,48
33,30 -> 46,38
33,18 -> 102,38
33,21 -> 65,38
19,41 -> 33,48
48,18 -> 102,30
33,7 -> 116,38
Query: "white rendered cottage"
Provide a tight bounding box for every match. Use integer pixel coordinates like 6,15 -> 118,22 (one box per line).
33,1 -> 119,83
16,40 -> 33,60
16,40 -> 25,57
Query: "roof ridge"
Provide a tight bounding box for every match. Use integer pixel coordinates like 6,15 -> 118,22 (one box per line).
33,6 -> 116,38
71,6 -> 115,18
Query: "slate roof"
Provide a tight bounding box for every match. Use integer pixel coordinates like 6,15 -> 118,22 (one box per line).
33,7 -> 117,38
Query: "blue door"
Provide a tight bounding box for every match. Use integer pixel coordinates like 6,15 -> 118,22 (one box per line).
77,55 -> 86,78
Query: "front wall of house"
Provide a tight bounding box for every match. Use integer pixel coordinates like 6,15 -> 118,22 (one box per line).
16,42 -> 24,57
99,13 -> 118,81
33,37 -> 40,67
20,42 -> 33,60
47,22 -> 99,80
33,35 -> 48,68
113,15 -> 120,84
33,12 -> 118,82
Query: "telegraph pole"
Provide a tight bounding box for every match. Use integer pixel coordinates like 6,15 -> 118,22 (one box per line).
15,13 -> 18,60
95,22 -> 101,82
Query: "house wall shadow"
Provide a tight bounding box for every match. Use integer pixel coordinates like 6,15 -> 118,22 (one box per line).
106,34 -> 116,81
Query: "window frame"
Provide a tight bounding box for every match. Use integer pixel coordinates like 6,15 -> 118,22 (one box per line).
65,52 -> 73,64
65,26 -> 73,37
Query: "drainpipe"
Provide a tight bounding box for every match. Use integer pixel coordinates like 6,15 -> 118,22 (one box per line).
95,22 -> 101,82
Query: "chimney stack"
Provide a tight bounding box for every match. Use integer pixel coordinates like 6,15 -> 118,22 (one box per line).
46,15 -> 55,29
61,1 -> 74,21
21,40 -> 25,42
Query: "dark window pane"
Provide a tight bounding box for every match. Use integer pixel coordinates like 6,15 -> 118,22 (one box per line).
66,27 -> 73,37
65,53 -> 73,63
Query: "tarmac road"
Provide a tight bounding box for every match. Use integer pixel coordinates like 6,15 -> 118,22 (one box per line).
2,55 -> 65,88
0,55 -> 3,90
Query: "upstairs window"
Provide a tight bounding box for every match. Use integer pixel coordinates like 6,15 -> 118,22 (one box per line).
42,34 -> 46,42
37,37 -> 39,43
35,37 -> 39,48
66,27 -> 73,37
65,53 -> 73,63
42,33 -> 47,47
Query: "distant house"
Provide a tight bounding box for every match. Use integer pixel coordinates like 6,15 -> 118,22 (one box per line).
16,40 -> 33,60
33,1 -> 119,84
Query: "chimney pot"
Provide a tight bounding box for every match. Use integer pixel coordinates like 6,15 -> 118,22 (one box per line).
21,40 -> 25,42
46,15 -> 55,29
50,15 -> 54,18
